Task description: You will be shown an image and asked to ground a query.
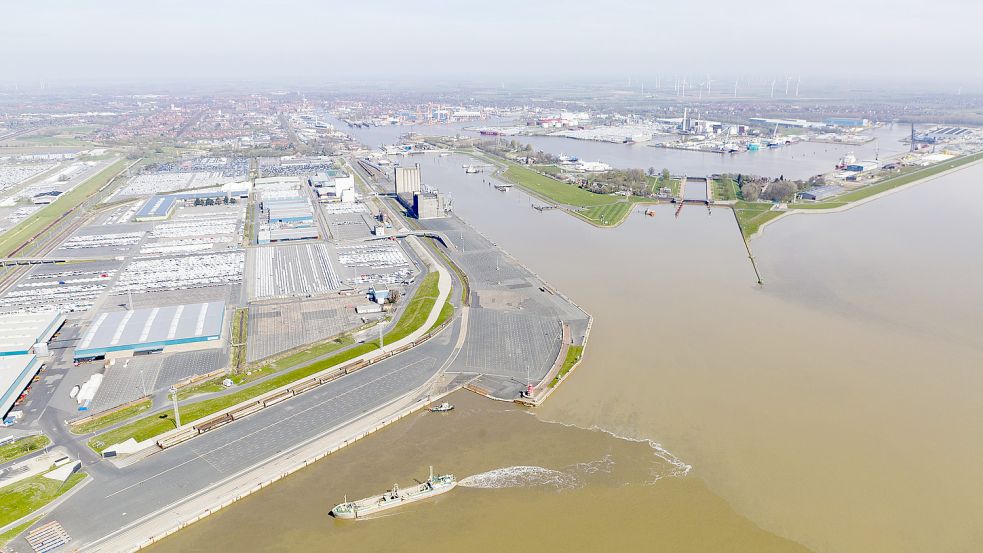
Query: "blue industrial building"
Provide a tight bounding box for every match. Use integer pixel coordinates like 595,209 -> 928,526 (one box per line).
134,195 -> 177,221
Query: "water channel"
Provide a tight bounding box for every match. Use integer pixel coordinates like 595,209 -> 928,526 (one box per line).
149,131 -> 983,553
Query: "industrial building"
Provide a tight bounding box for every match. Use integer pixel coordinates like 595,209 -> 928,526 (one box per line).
0,311 -> 66,357
0,355 -> 41,419
136,190 -> 248,222
264,197 -> 314,224
824,117 -> 870,127
923,127 -> 973,142
749,117 -> 825,129
395,165 -> 422,195
310,170 -> 355,203
73,301 -> 226,360
798,185 -> 844,201
257,227 -> 320,244
31,190 -> 63,205
845,161 -> 879,172
0,311 -> 64,418
135,195 -> 177,221
413,192 -> 449,219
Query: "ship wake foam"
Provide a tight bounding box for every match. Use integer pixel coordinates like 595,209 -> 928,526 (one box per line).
533,416 -> 693,482
458,466 -> 579,490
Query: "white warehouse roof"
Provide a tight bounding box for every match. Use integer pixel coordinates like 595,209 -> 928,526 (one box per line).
0,311 -> 65,357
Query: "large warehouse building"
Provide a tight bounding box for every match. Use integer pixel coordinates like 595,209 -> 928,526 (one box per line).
74,301 -> 226,360
0,311 -> 66,357
0,311 -> 65,418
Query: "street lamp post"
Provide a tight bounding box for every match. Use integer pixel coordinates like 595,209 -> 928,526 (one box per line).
169,386 -> 181,427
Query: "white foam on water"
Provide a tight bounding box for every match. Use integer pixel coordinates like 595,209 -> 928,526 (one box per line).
458,466 -> 579,490
566,453 -> 615,476
533,415 -> 693,481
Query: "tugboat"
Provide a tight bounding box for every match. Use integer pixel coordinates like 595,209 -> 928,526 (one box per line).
428,402 -> 454,413
330,467 -> 456,520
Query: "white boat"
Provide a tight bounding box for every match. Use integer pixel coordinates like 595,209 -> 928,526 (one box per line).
330,467 -> 456,520
429,402 -> 454,412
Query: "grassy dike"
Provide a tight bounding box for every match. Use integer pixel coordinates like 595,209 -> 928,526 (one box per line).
0,158 -> 130,257
791,150 -> 983,210
550,345 -> 584,388
69,400 -> 152,435
471,151 -> 634,226
0,435 -> 50,464
0,517 -> 41,548
733,201 -> 783,239
0,472 -> 87,528
87,272 -> 445,453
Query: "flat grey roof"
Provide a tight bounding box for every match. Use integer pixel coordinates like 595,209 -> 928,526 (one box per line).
0,311 -> 64,354
75,301 -> 225,357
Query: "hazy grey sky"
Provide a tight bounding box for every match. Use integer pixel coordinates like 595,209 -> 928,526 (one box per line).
3,0 -> 982,89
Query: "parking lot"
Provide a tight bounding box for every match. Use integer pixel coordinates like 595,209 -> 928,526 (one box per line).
335,242 -> 414,286
250,243 -> 341,300
113,251 -> 244,294
0,262 -> 121,315
112,171 -> 231,199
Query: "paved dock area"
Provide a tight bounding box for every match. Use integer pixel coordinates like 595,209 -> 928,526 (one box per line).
247,296 -> 373,362
419,215 -> 590,400
90,350 -> 226,412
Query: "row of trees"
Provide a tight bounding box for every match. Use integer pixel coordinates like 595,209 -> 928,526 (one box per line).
732,173 -> 811,202
475,139 -> 559,165
193,196 -> 237,206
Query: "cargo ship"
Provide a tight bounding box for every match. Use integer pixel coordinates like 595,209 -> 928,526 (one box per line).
835,152 -> 857,170
330,468 -> 456,519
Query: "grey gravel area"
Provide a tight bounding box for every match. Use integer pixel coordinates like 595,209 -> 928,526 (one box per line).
247,296 -> 372,362
89,349 -> 226,411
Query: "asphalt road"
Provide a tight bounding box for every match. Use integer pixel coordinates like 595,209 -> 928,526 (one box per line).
22,317 -> 459,551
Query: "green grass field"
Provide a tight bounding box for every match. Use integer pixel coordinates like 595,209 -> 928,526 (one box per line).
649,176 -> 680,196
0,158 -> 129,257
0,516 -> 41,548
0,435 -> 50,463
428,300 -> 454,334
713,177 -> 739,201
229,308 -> 249,371
577,202 -> 633,226
381,272 -> 440,343
532,164 -> 562,175
733,201 -> 783,238
88,273 -> 446,452
483,156 -> 616,208
0,472 -> 87,528
267,335 -> 354,372
69,400 -> 151,435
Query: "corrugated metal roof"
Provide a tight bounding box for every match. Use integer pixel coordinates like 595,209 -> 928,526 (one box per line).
74,301 -> 225,358
0,312 -> 64,354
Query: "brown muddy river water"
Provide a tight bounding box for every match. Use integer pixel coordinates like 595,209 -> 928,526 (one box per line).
150,156 -> 983,553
